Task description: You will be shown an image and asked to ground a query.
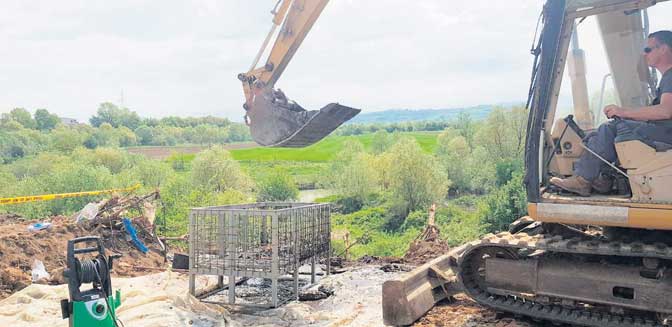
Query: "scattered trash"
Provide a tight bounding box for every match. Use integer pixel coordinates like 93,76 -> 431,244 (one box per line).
123,218 -> 148,254
142,202 -> 157,226
74,202 -> 99,223
299,284 -> 334,301
172,253 -> 189,270
0,191 -> 165,301
380,263 -> 413,273
27,222 -> 52,232
31,260 -> 50,283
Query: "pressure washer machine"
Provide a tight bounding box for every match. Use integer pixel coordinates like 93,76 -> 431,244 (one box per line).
60,236 -> 122,327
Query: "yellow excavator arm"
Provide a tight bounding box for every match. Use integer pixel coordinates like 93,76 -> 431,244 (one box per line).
238,0 -> 360,148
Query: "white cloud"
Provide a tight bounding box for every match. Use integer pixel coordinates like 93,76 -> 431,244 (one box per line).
2,1 -> 670,123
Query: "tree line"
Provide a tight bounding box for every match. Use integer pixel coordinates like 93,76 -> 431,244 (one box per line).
0,103 -> 251,163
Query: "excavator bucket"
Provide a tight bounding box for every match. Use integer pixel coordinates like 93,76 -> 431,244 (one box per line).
247,88 -> 360,147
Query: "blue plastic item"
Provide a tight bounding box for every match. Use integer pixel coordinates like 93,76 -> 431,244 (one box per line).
28,222 -> 52,232
122,218 -> 148,254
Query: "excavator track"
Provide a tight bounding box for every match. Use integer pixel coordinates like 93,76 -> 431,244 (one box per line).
453,232 -> 672,327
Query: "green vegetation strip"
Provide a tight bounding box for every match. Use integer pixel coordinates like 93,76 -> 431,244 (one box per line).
230,132 -> 439,162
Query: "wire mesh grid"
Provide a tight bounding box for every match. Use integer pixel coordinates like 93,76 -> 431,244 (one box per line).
189,202 -> 330,278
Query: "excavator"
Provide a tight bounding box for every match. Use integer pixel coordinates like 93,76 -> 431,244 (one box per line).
243,0 -> 672,326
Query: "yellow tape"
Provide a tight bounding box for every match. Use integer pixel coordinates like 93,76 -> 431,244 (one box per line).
0,184 -> 140,205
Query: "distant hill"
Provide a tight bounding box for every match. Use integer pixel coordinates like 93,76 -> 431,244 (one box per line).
348,103 -> 523,124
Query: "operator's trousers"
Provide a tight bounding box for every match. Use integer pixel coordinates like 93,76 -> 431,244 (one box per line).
575,119 -> 672,181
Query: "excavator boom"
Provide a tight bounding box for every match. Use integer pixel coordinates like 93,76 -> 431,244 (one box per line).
239,0 -> 360,147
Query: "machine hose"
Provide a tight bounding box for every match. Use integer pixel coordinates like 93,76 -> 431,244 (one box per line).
77,258 -> 106,285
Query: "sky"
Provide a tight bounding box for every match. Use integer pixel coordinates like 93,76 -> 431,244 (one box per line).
0,1 -> 670,123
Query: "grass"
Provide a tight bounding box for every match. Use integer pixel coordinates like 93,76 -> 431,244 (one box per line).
230,131 -> 439,162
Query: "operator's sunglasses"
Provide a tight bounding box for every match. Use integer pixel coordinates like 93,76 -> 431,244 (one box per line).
644,45 -> 658,53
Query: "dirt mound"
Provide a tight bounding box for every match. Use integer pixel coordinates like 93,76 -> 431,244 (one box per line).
0,197 -> 166,300
414,295 -> 540,327
403,239 -> 451,265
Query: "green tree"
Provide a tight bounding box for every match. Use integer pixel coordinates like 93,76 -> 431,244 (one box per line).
94,123 -> 118,147
455,112 -> 475,147
370,130 -> 395,154
134,125 -> 154,145
190,146 -> 252,192
9,108 -> 36,129
480,172 -> 527,233
475,107 -> 527,163
387,138 -> 449,214
90,102 -> 141,129
437,134 -> 471,193
227,124 -> 251,142
0,118 -> 23,131
117,126 -> 138,147
51,127 -> 84,153
34,109 -> 60,131
256,168 -> 299,202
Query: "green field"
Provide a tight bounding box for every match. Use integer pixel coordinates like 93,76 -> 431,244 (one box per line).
229,131 -> 439,162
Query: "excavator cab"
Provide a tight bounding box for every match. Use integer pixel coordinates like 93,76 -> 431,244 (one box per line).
448,1 -> 672,326
239,0 -> 359,147
528,0 -> 672,216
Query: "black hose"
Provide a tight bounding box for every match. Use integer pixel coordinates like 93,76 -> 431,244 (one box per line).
78,259 -> 99,284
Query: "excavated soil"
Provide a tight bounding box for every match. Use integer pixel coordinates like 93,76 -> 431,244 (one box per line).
0,214 -> 165,300
403,236 -> 540,327
403,239 -> 451,265
415,295 -> 541,327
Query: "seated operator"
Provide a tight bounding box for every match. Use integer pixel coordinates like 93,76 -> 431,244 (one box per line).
551,30 -> 672,196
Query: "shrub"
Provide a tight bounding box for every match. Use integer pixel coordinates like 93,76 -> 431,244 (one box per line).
256,168 -> 299,202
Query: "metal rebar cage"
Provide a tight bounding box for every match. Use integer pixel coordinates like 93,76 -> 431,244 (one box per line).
188,202 -> 331,307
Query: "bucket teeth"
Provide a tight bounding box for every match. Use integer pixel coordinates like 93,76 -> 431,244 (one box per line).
247,87 -> 360,147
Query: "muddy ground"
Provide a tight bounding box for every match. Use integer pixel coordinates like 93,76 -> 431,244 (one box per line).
0,213 -> 542,326
0,214 -> 165,300
403,236 -> 541,327
415,295 -> 542,327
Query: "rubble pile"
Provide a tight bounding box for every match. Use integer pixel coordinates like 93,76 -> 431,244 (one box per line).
403,239 -> 451,265
0,191 -> 165,300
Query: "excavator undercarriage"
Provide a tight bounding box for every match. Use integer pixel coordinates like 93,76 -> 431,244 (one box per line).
456,229 -> 672,327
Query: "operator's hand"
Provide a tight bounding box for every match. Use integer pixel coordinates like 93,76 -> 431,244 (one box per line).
603,104 -> 623,119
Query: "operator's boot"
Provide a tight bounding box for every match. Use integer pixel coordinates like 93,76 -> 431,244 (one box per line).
247,87 -> 360,147
591,175 -> 613,194
550,175 -> 592,197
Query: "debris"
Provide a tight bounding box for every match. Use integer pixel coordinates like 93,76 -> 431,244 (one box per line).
122,218 -> 148,254
27,222 -> 52,232
0,192 -> 165,300
380,263 -> 413,273
415,203 -> 440,242
74,202 -> 99,223
142,202 -> 156,226
403,203 -> 451,266
30,260 -> 50,284
358,254 -> 380,264
403,239 -> 451,266
172,253 -> 189,269
299,285 -> 334,301
357,255 -> 402,265
328,256 -> 344,268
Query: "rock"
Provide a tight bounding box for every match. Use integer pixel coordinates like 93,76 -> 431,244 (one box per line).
380,263 -> 413,273
49,267 -> 66,285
